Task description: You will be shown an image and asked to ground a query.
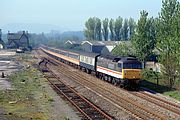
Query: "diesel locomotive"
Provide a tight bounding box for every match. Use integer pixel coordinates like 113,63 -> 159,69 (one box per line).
40,45 -> 142,88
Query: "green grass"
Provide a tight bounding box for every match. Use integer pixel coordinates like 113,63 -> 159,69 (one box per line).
141,69 -> 180,101
141,75 -> 180,101
0,68 -> 50,120
64,117 -> 70,120
144,84 -> 180,101
163,91 -> 180,101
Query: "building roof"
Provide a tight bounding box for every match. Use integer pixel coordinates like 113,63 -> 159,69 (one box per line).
0,40 -> 4,45
7,31 -> 29,48
7,33 -> 22,40
81,40 -> 122,46
8,39 -> 19,45
7,31 -> 28,40
65,40 -> 81,45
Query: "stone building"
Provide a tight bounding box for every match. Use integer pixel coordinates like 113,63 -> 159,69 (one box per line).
7,31 -> 29,49
0,29 -> 5,49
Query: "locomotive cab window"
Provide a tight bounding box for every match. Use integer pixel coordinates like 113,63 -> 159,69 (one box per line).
118,63 -> 122,68
123,63 -> 142,69
116,63 -> 122,72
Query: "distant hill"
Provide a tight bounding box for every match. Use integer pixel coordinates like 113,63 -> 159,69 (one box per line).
60,31 -> 85,40
1,23 -> 67,33
46,30 -> 85,41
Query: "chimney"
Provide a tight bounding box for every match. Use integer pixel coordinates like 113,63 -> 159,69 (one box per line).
0,29 -> 2,40
26,31 -> 28,35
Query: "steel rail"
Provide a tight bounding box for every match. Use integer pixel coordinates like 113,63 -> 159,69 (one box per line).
39,59 -> 113,120
44,56 -> 166,120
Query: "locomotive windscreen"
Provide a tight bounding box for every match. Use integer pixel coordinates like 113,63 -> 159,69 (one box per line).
123,63 -> 142,69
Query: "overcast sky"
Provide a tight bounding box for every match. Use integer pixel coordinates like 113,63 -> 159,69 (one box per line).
1,0 -> 163,32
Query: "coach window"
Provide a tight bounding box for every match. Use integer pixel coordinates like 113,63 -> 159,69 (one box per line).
118,63 -> 122,72
108,63 -> 114,70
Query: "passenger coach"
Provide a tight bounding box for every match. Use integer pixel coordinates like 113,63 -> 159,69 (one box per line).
40,45 -> 142,89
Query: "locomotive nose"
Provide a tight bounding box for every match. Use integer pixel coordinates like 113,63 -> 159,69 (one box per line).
122,69 -> 141,79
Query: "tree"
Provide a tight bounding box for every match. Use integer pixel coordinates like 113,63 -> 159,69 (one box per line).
122,18 -> 129,40
131,10 -> 156,64
109,19 -> 115,41
84,17 -> 96,40
128,18 -> 136,39
112,41 -> 134,56
84,17 -> 102,41
102,18 -> 109,41
157,0 -> 180,88
114,16 -> 123,41
95,17 -> 102,41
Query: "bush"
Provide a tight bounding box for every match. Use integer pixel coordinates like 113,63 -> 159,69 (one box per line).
142,69 -> 159,84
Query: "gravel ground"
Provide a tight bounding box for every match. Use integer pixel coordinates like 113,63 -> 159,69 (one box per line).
49,64 -> 138,120
33,74 -> 81,120
0,50 -> 21,90
0,50 -> 19,120
39,49 -> 180,120
73,66 -> 180,120
34,50 -> 81,120
0,108 -> 6,120
148,92 -> 180,105
0,50 -> 81,120
49,61 -> 180,120
0,78 -> 12,90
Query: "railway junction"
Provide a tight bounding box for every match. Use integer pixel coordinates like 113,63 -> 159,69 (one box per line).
36,48 -> 180,120
0,49 -> 179,120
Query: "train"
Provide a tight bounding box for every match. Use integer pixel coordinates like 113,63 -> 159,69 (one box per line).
40,45 -> 142,89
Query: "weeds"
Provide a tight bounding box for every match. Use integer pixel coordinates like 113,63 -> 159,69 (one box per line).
0,68 -> 49,120
141,69 -> 180,100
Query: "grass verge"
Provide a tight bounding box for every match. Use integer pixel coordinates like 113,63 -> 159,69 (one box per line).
0,68 -> 51,120
163,91 -> 180,100
141,75 -> 180,101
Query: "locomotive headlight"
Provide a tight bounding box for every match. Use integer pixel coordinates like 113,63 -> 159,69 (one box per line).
124,71 -> 127,76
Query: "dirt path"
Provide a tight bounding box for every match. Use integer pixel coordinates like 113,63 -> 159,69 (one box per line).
0,50 -> 22,90
0,50 -> 81,120
0,108 -> 6,120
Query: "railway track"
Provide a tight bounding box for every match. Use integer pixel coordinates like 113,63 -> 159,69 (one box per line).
39,58 -> 113,120
38,49 -> 180,119
131,91 -> 180,115
43,55 -> 166,120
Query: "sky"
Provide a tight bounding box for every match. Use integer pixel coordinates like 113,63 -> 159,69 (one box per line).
1,0 -> 163,33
